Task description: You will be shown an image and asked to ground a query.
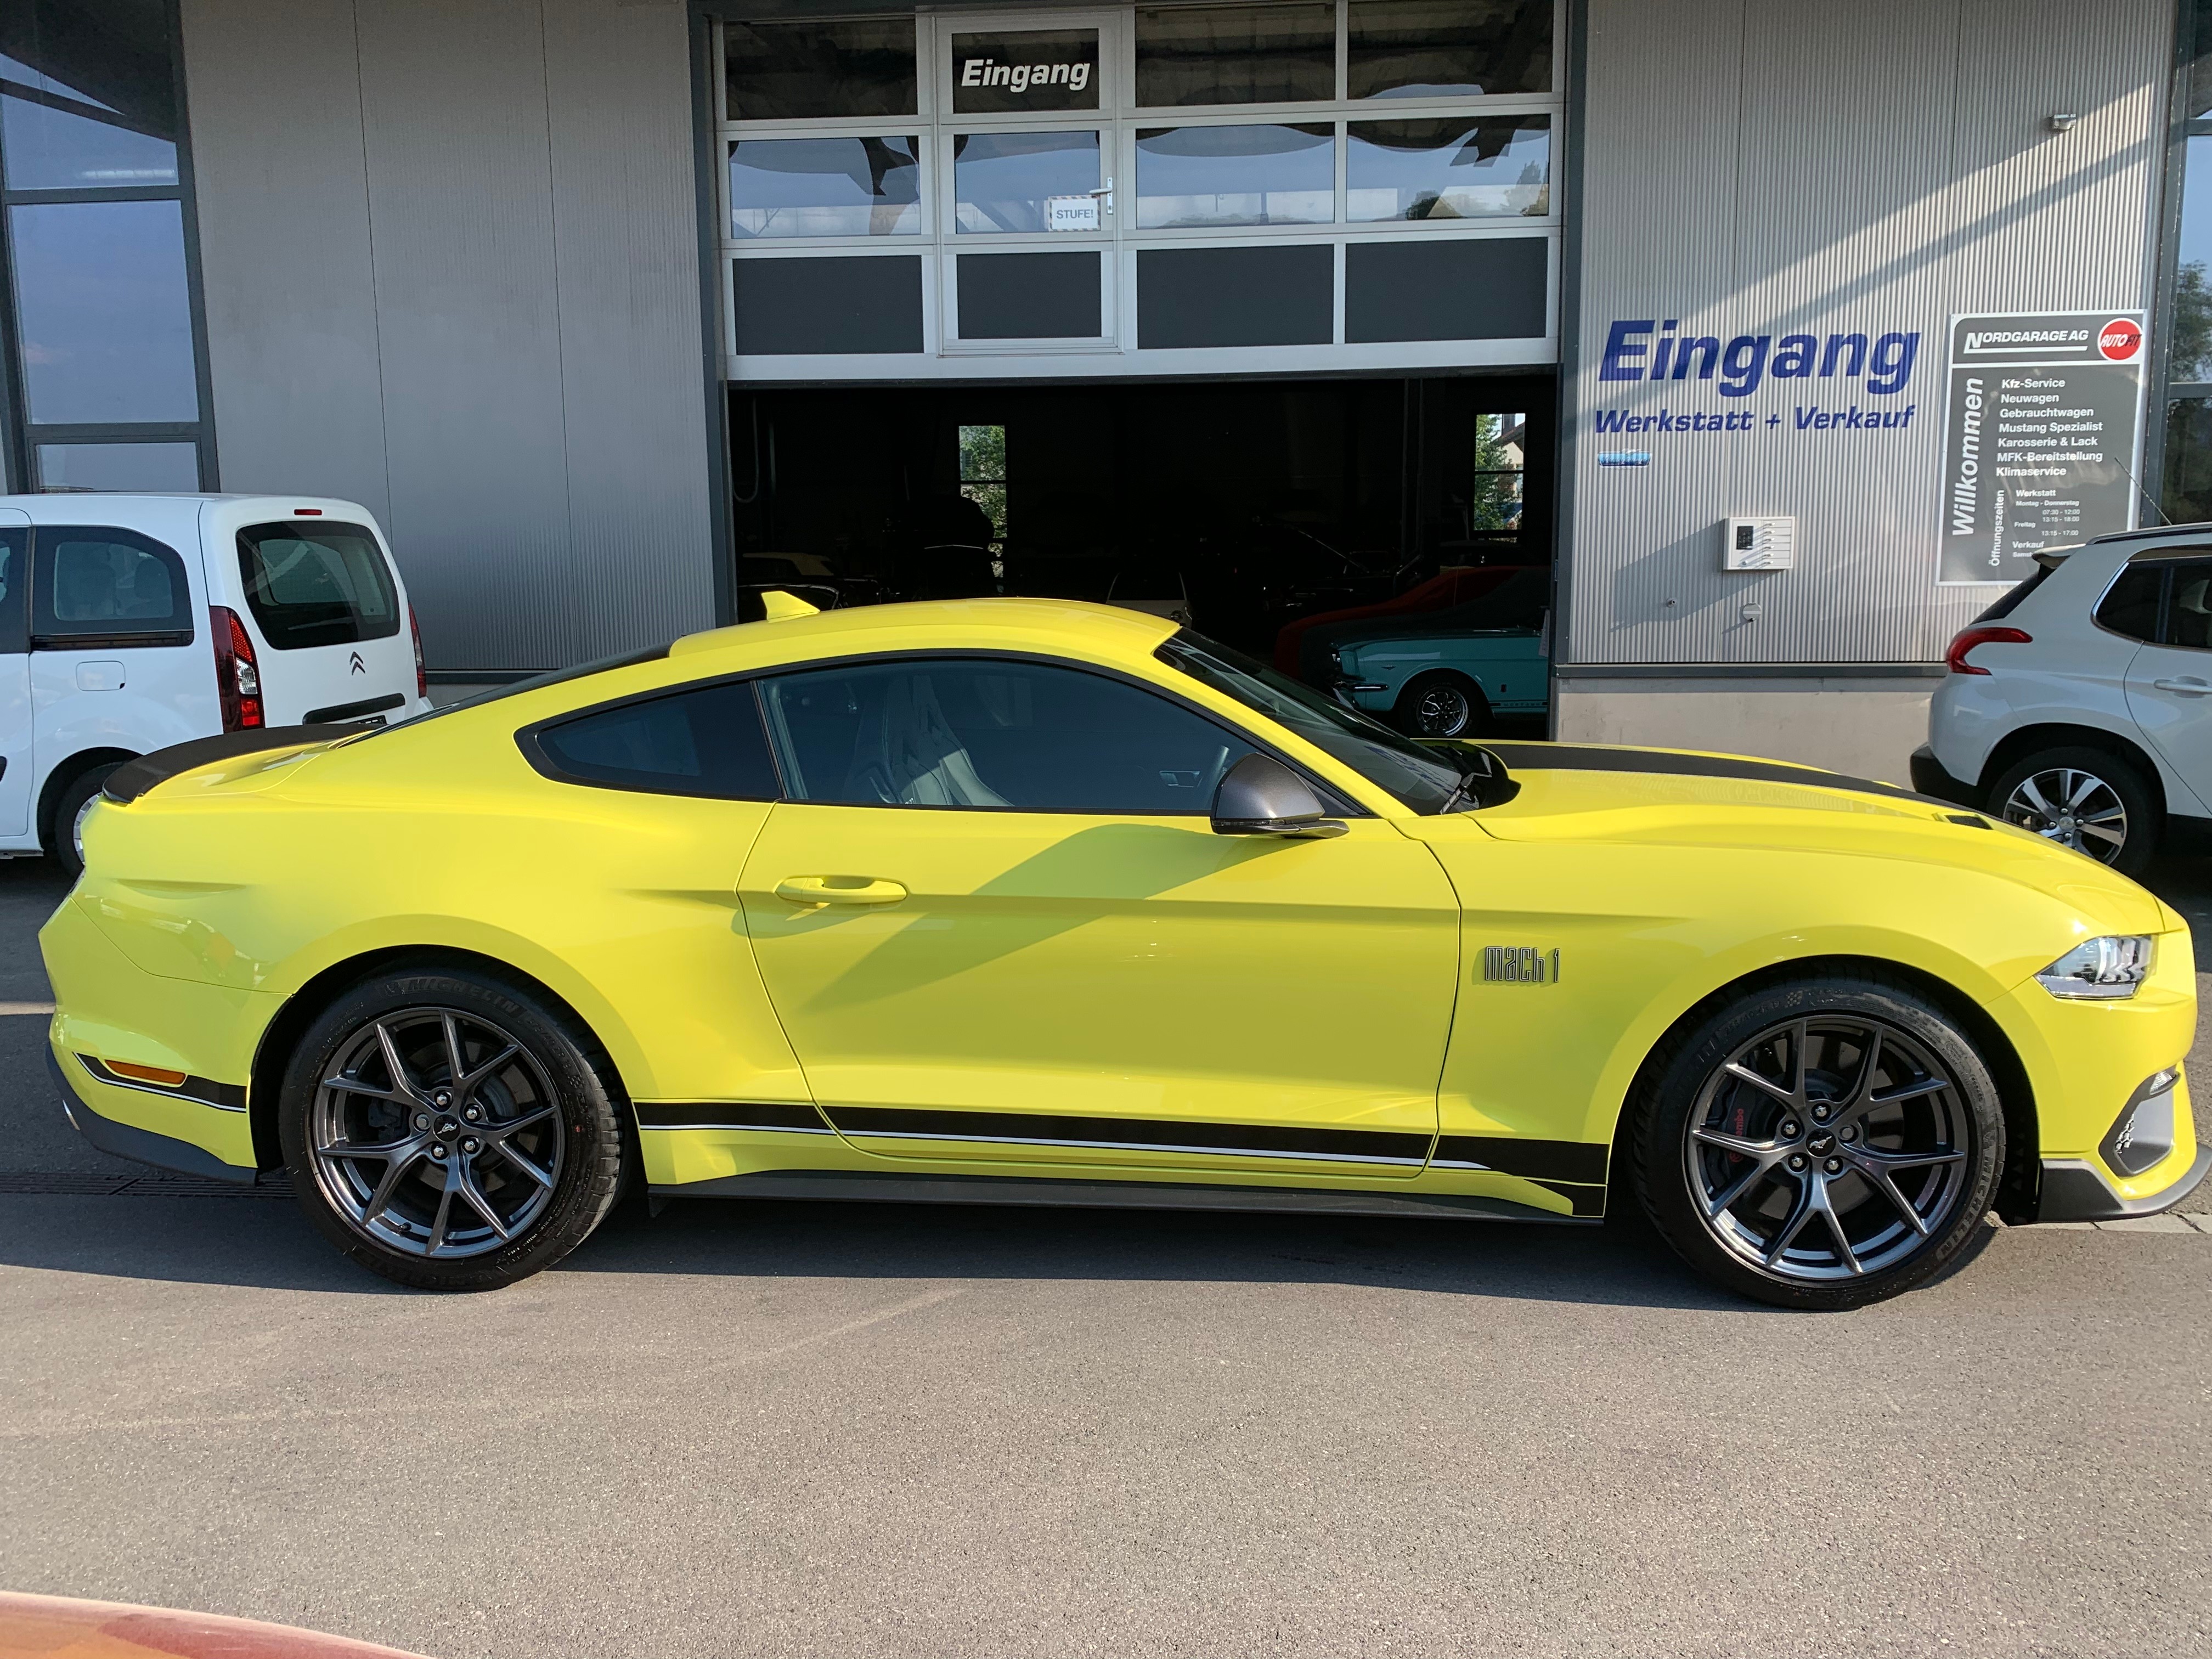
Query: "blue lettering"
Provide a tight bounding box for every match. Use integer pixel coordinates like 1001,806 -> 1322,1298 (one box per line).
1821,332 -> 1867,377
1867,330 -> 1920,394
1600,320 -> 1654,381
1672,336 -> 1720,380
1594,408 -> 1628,432
1718,335 -> 1771,398
1771,335 -> 1817,378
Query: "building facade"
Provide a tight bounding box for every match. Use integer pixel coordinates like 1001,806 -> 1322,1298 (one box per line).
0,0 -> 2194,779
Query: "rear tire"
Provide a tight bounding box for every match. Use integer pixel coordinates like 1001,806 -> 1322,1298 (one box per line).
278,968 -> 629,1290
48,761 -> 122,877
1393,671 -> 1487,738
1987,746 -> 2158,876
1631,974 -> 2004,1310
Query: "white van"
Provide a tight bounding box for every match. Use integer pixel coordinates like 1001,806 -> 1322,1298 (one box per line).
0,494 -> 430,872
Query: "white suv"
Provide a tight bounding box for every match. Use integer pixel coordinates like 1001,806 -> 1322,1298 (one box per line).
0,494 -> 430,872
1916,522 -> 2212,875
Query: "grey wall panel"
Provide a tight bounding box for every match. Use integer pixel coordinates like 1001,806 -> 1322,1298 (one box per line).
180,0 -> 715,673
180,0 -> 392,529
1567,0 -> 2170,667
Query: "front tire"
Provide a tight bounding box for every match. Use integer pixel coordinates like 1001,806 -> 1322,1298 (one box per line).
278,968 -> 629,1290
1393,671 -> 1487,738
1632,975 -> 2004,1310
1988,746 -> 2157,876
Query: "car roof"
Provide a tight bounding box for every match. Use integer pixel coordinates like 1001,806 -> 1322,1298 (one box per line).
664,596 -> 1184,668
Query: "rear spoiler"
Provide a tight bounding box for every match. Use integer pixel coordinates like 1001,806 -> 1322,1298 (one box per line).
103,725 -> 357,805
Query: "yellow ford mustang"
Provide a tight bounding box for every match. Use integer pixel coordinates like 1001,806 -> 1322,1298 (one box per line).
40,597 -> 2204,1307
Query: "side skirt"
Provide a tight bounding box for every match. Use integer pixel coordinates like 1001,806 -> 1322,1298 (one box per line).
648,1168 -> 1597,1224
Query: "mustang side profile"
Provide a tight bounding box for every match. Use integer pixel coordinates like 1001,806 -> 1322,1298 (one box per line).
43,597 -> 2203,1308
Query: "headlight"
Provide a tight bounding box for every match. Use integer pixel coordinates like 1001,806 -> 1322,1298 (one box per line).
2036,935 -> 2153,1000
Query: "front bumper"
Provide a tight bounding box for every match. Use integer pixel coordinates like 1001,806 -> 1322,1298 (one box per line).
1909,743 -> 1979,808
2039,1142 -> 2211,1222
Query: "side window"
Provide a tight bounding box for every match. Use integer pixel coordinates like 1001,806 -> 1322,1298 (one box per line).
526,680 -> 780,799
2095,563 -> 2165,644
758,656 -> 1258,812
2167,561 -> 2212,650
0,530 -> 26,655
31,527 -> 193,648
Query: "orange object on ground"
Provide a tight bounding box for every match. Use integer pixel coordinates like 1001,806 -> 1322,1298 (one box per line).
0,1593 -> 432,1659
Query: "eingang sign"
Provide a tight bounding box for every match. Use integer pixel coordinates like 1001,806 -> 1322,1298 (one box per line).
950,28 -> 1101,114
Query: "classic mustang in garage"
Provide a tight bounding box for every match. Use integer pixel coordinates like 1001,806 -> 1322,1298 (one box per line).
43,595 -> 2202,1307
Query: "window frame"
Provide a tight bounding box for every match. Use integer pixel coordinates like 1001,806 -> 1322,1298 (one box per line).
2096,546 -> 2212,647
515,648 -> 1368,816
29,522 -> 195,650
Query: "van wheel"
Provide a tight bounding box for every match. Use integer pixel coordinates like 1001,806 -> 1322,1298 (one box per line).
278,968 -> 629,1290
1988,746 -> 2158,876
49,762 -> 122,877
1395,672 -> 1487,738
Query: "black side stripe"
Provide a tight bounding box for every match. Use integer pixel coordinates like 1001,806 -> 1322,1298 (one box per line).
825,1105 -> 1433,1164
634,1101 -> 832,1133
75,1054 -> 246,1111
1533,1181 -> 1607,1218
1432,1135 -> 1609,1185
1478,742 -> 1938,806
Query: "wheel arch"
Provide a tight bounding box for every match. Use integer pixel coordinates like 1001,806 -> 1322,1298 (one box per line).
37,747 -> 137,853
1606,953 -> 2040,1225
1975,723 -> 2169,811
245,944 -> 637,1172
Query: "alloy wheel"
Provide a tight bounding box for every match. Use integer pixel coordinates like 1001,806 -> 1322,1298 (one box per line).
1683,1014 -> 1970,1281
309,1007 -> 564,1259
1409,681 -> 1474,737
2000,767 -> 2127,862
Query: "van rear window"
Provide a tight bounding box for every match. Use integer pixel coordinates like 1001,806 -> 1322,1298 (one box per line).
236,521 -> 401,650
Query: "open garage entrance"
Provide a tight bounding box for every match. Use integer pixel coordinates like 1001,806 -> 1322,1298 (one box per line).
726,373 -> 1555,735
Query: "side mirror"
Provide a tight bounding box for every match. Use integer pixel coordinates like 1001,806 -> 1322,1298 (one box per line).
1211,753 -> 1348,839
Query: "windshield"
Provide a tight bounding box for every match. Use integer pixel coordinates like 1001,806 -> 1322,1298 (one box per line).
1156,631 -> 1488,814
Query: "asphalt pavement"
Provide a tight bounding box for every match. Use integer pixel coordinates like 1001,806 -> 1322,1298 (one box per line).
2,853 -> 2209,1658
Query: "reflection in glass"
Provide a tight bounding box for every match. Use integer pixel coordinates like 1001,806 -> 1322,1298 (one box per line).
11,201 -> 200,424
729,137 -> 921,239
1135,4 -> 1336,106
35,443 -> 200,493
1136,125 -> 1334,228
951,30 -> 1101,116
954,131 -> 1100,234
0,53 -> 177,190
724,19 -> 915,120
1348,117 -> 1550,220
1348,0 -> 1554,99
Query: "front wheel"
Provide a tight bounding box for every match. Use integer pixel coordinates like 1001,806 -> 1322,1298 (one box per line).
1393,671 -> 1487,738
1631,976 -> 2004,1310
1988,746 -> 2158,876
279,968 -> 629,1290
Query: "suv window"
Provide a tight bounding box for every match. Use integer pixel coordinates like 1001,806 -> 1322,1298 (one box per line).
32,527 -> 193,648
236,521 -> 401,650
2170,562 -> 2212,649
527,680 -> 780,799
758,657 -> 1257,812
2096,563 -> 2165,643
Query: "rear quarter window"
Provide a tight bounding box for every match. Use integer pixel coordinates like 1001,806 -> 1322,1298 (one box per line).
32,527 -> 193,648
525,680 -> 781,800
237,521 -> 401,650
2094,563 -> 2165,642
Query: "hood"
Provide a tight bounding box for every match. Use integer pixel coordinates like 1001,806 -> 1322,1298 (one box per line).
1466,741 -> 2170,933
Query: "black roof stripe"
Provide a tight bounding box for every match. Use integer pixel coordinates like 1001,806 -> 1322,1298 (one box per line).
1476,742 -> 1939,806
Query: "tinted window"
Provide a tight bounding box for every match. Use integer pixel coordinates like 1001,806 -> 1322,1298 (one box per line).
2095,564 -> 2165,642
759,658 -> 1255,812
724,18 -> 916,120
33,527 -> 191,646
0,530 -> 25,654
1978,561 -> 2055,622
2170,562 -> 2212,650
1135,3 -> 1337,105
532,681 -> 779,800
236,521 -> 401,650
1347,0 -> 1553,99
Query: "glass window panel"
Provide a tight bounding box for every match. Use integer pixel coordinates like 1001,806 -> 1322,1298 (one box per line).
2095,563 -> 2165,643
12,200 -> 199,425
34,442 -> 199,493
235,521 -> 401,648
951,30 -> 1101,116
2164,398 -> 2212,524
0,26 -> 178,189
1347,117 -> 1550,221
33,529 -> 191,641
1135,4 -> 1336,106
1347,0 -> 1554,99
2172,562 -> 2212,649
760,657 -> 1255,812
1136,123 -> 1335,228
724,19 -> 915,120
953,131 -> 1101,234
537,682 -> 780,801
728,137 -> 921,239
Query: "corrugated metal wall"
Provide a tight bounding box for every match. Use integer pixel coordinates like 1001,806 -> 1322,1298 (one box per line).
1565,0 -> 2170,666
180,0 -> 717,672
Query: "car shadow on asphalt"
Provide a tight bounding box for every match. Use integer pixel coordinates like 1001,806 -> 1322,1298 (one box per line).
0,1188 -> 1767,1310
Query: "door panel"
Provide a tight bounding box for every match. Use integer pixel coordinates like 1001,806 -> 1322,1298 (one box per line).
738,802 -> 1458,1176
2123,558 -> 2212,797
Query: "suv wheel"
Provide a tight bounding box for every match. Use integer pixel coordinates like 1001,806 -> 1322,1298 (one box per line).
1395,671 -> 1486,738
279,968 -> 629,1290
1988,746 -> 2157,876
1632,975 -> 2004,1310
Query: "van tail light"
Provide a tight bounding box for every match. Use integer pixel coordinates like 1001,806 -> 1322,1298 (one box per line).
1945,625 -> 2031,675
210,605 -> 263,730
409,605 -> 427,701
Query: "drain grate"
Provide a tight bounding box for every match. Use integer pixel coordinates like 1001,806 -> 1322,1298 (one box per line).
0,1171 -> 293,1198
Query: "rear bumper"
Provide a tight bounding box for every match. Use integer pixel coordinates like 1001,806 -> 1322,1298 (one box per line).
2038,1143 -> 2210,1223
1909,743 -> 1980,808
46,1048 -> 256,1183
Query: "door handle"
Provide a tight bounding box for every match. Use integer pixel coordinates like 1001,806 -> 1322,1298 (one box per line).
2152,677 -> 2212,695
774,875 -> 908,906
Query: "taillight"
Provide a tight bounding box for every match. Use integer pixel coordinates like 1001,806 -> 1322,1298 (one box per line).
409,605 -> 427,701
210,605 -> 263,730
1945,624 -> 2031,675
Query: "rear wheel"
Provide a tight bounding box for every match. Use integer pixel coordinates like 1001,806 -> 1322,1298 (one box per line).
278,968 -> 628,1290
1632,976 -> 2003,1310
1393,671 -> 1486,738
1988,746 -> 2158,876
